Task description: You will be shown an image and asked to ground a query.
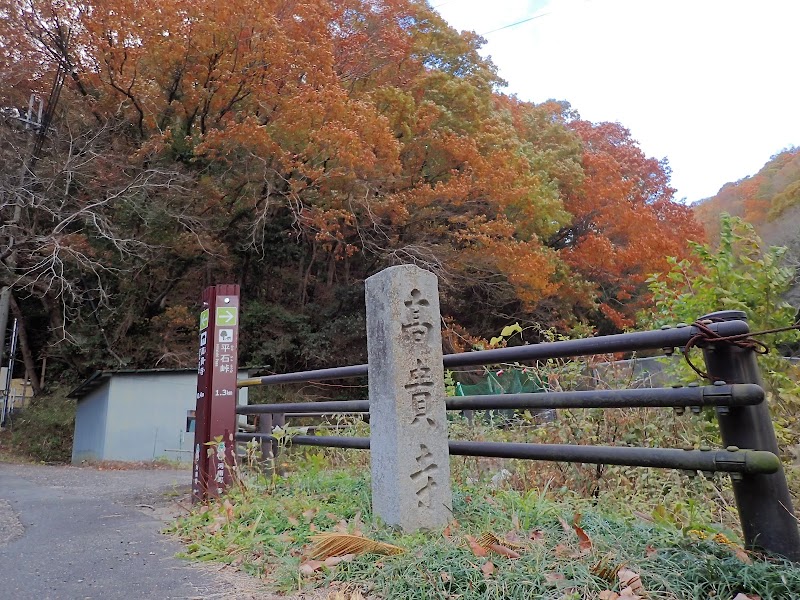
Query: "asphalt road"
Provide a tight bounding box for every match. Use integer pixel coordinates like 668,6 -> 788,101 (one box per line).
0,463 -> 229,600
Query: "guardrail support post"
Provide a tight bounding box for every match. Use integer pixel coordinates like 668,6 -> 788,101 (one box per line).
192,285 -> 240,501
258,414 -> 274,475
700,310 -> 800,561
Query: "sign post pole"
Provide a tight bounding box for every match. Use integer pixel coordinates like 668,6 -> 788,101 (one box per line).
192,284 -> 240,501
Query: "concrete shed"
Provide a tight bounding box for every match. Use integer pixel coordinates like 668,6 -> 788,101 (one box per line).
69,368 -> 250,464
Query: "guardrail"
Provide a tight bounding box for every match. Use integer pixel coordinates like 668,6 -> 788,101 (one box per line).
192,270 -> 800,561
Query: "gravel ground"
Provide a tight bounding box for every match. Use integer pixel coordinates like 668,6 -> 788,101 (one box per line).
0,462 -> 335,600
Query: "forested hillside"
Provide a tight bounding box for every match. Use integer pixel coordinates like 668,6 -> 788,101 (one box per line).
0,0 -> 700,386
694,147 -> 800,302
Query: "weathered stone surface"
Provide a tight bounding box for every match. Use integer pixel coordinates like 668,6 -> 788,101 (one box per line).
365,265 -> 452,531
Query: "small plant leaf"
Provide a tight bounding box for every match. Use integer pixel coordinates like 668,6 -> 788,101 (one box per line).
500,323 -> 522,337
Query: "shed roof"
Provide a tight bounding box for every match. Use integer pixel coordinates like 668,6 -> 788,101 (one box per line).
68,367 -> 263,400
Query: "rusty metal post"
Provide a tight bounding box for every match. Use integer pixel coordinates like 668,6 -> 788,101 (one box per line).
699,310 -> 800,561
192,285 -> 240,501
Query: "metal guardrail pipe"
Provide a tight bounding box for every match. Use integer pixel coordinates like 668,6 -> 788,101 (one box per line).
237,364 -> 369,388
236,321 -> 749,388
441,320 -> 750,368
446,384 -> 764,411
448,442 -> 779,474
233,434 -> 779,474
235,384 -> 762,415
236,433 -> 371,450
237,400 -> 370,414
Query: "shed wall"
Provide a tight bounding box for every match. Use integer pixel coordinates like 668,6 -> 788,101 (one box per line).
71,385 -> 109,463
102,373 -> 197,462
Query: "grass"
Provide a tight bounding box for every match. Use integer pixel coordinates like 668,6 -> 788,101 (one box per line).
5,384 -> 76,463
168,451 -> 800,600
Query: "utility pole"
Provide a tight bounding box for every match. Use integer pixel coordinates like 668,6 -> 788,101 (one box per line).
0,64 -> 65,386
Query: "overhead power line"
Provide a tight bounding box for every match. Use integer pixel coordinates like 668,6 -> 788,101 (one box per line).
482,11 -> 550,35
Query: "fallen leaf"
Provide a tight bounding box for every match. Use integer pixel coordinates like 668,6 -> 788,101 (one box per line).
554,543 -> 571,557
557,516 -> 572,535
324,553 -> 355,567
481,560 -> 495,578
223,499 -> 235,521
287,516 -> 300,527
442,524 -> 453,540
303,508 -> 318,520
733,547 -> 752,564
645,545 -> 657,557
732,595 -> 761,600
504,530 -> 524,546
544,572 -> 565,583
618,589 -> 642,600
530,529 -> 545,542
466,535 -> 489,557
568,547 -> 591,559
617,568 -> 645,596
440,571 -> 451,583
633,511 -> 655,523
573,523 -> 593,552
488,543 -> 521,559
591,555 -> 621,582
309,533 -> 403,559
598,591 -> 619,600
299,560 -> 324,575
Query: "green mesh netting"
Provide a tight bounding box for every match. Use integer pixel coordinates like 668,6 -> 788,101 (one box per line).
455,369 -> 545,396
455,369 -> 546,423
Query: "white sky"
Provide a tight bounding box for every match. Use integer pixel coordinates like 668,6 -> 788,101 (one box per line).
435,0 -> 800,203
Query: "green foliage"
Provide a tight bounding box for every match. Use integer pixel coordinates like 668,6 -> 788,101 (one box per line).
642,214 -> 800,437
9,386 -> 76,463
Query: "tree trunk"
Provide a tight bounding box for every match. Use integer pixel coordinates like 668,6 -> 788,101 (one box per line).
9,294 -> 42,395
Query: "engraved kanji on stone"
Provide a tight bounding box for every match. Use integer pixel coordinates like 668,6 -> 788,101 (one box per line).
410,444 -> 438,508
405,358 -> 435,425
402,289 -> 433,343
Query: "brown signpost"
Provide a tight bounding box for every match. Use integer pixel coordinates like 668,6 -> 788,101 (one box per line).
192,284 -> 240,501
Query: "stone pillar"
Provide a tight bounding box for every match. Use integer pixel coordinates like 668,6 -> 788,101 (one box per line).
365,265 -> 452,531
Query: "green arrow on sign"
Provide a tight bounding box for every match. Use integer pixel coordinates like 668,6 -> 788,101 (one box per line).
216,307 -> 238,326
199,309 -> 209,331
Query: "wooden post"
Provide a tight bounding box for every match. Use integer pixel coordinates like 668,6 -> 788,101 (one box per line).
192,285 -> 240,501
